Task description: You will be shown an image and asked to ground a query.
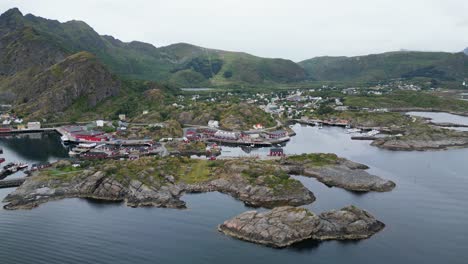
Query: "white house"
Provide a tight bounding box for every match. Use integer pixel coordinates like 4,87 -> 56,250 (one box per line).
208,120 -> 219,128
253,124 -> 264,130
96,120 -> 104,127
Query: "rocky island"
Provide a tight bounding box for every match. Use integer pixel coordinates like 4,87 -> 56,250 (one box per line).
218,205 -> 385,248
3,154 -> 394,210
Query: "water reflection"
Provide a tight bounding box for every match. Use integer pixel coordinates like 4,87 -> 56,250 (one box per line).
0,132 -> 69,162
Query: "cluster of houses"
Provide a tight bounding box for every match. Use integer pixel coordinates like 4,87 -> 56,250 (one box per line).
184,127 -> 289,145
72,143 -> 161,160
62,125 -> 110,142
0,113 -> 42,131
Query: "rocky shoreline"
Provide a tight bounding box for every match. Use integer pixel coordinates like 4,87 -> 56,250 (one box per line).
2,155 -> 394,210
281,154 -> 395,192
218,206 -> 384,248
371,135 -> 468,151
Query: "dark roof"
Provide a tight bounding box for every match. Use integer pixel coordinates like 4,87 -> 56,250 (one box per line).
270,148 -> 283,152
64,126 -> 85,133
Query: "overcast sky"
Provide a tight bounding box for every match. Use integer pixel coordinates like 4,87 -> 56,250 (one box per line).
1,0 -> 468,61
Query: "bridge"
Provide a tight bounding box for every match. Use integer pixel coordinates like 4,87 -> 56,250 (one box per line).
0,178 -> 26,189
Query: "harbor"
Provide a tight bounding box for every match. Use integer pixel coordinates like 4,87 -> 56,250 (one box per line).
1,123 -> 467,264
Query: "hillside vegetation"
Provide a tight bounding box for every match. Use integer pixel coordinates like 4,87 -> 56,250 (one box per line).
0,8 -> 305,87
299,51 -> 468,85
344,91 -> 468,112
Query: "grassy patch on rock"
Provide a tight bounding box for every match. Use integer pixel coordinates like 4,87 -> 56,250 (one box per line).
286,153 -> 340,167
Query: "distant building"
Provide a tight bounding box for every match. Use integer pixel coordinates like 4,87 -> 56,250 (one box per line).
269,148 -> 284,156
334,106 -> 349,111
73,130 -> 106,142
96,120 -> 104,127
208,120 -> 219,128
118,114 -> 126,121
267,130 -> 287,139
27,122 -> 41,130
253,124 -> 264,130
214,131 -> 238,140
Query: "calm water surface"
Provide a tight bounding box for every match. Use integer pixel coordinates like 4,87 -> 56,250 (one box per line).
407,111 -> 468,125
0,126 -> 467,264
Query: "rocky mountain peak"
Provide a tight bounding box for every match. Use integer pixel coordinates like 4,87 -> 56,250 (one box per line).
0,7 -> 25,36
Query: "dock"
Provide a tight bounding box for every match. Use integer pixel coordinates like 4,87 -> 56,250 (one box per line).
0,128 -> 56,135
351,136 -> 377,140
0,178 -> 26,189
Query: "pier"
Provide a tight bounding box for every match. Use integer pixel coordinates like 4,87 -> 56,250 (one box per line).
0,178 -> 26,189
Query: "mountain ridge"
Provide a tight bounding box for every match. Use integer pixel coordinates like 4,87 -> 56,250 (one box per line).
2,7 -> 466,88
0,8 -> 305,86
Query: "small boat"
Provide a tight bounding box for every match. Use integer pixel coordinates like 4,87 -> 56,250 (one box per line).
78,142 -> 97,148
346,128 -> 362,134
0,158 -> 5,163
18,163 -> 28,170
367,129 -> 380,136
3,162 -> 15,170
0,148 -> 3,154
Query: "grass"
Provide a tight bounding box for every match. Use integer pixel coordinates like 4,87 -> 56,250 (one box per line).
287,153 -> 339,166
37,165 -> 83,182
33,154 -> 342,193
344,91 -> 468,112
177,160 -> 214,184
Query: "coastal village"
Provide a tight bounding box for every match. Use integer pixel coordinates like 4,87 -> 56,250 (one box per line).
2,80 -> 468,183
1,4 -> 468,262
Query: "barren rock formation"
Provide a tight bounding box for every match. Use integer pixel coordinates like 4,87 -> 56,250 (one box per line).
218,206 -> 384,247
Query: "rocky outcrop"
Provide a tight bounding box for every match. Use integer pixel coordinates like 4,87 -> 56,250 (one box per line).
371,136 -> 468,151
218,206 -> 384,248
184,174 -> 315,208
3,169 -> 185,210
302,165 -> 395,192
281,157 -> 395,192
2,154 -> 391,210
3,158 -> 315,210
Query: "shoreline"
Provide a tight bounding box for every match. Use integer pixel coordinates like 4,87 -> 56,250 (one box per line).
2,154 -> 394,210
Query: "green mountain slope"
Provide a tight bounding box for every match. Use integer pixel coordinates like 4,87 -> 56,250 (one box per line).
1,51 -> 120,119
299,51 -> 468,84
1,8 -> 305,86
